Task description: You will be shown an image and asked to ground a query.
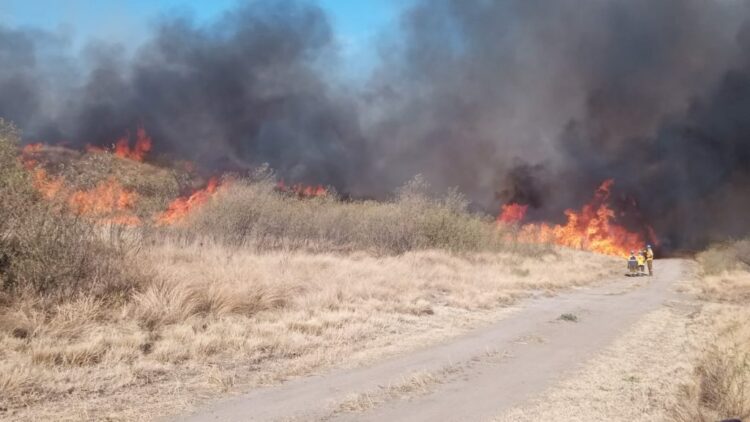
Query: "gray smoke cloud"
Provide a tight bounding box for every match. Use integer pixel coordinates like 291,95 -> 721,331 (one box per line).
2,0 -> 750,251
367,0 -> 750,251
1,1 -> 367,186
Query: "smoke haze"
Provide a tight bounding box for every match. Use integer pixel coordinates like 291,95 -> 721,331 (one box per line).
2,0 -> 750,251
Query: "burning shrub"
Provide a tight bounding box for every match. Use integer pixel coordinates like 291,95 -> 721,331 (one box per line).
0,119 -> 147,303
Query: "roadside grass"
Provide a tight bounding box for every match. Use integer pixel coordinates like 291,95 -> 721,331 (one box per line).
670,241 -> 750,422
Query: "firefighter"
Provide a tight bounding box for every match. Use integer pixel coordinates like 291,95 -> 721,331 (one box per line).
627,251 -> 638,276
636,250 -> 646,276
646,245 -> 654,276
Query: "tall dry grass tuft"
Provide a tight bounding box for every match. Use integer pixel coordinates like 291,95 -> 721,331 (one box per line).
132,276 -> 290,329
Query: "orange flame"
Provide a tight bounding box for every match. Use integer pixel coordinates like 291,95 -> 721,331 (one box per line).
276,180 -> 328,198
500,180 -> 653,256
27,164 -> 141,225
22,143 -> 44,155
156,177 -> 223,225
86,126 -> 153,162
20,143 -> 44,169
497,203 -> 528,224
31,168 -> 64,199
67,178 -> 142,225
114,126 -> 152,161
20,137 -> 224,227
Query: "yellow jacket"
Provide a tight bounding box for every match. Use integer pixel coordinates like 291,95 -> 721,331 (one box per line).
636,254 -> 645,266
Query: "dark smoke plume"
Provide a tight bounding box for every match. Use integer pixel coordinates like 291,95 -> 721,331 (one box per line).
2,0 -> 750,251
367,0 -> 750,251
1,1 -> 367,186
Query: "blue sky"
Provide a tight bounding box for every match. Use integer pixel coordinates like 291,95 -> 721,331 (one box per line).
0,0 -> 406,67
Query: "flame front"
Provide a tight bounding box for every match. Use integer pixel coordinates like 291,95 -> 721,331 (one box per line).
499,179 -> 652,256
156,178 -> 223,225
22,143 -> 142,224
30,168 -> 141,225
497,203 -> 528,224
276,180 -> 328,198
31,168 -> 64,199
87,126 -> 153,162
68,178 -> 142,225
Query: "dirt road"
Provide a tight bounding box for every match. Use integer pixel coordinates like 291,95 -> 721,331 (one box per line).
180,259 -> 687,422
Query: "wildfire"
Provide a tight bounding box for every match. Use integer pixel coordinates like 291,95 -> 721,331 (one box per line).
68,178 -> 142,226
276,180 -> 328,198
499,180 -> 652,256
31,168 -> 64,199
27,165 -> 141,225
21,143 -> 44,169
20,134 -> 228,227
86,126 -> 153,162
22,143 -> 44,155
497,203 -> 528,224
156,177 -> 224,225
115,126 -> 152,161
22,141 -> 142,225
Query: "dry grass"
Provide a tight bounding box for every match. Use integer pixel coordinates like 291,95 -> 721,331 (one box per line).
162,174 -> 539,255
0,243 -> 617,421
696,239 -> 750,276
670,304 -> 750,422
669,241 -> 750,422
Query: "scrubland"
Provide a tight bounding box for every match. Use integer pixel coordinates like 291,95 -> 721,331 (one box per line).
0,120 -> 620,421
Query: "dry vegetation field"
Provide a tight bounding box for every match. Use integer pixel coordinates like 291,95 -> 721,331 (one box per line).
0,121 -> 620,421
670,240 -> 750,421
